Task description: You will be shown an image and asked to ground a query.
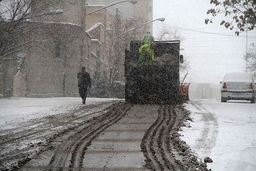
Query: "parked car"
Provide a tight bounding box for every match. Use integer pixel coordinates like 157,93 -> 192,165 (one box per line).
221,72 -> 255,103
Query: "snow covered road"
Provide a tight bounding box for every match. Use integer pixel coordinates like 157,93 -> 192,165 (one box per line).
181,100 -> 256,171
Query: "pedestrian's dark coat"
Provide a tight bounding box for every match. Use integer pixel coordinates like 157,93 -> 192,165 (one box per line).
77,71 -> 91,104
77,72 -> 91,88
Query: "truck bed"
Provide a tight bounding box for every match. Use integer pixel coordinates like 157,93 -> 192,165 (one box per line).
125,40 -> 180,104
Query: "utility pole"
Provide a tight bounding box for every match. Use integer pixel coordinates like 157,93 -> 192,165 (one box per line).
113,8 -> 121,82
245,26 -> 248,72
109,8 -> 122,96
246,29 -> 248,54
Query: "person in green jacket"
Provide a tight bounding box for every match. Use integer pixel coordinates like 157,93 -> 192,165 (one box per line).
138,32 -> 155,64
138,43 -> 155,64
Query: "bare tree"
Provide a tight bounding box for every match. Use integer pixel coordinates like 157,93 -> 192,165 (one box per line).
0,0 -> 56,62
0,0 -> 29,59
157,27 -> 189,74
107,10 -> 139,85
104,10 -> 144,98
157,27 -> 183,41
205,0 -> 256,35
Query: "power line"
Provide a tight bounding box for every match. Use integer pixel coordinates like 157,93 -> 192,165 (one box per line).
155,23 -> 256,38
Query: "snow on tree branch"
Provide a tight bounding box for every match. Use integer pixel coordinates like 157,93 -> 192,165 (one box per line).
205,0 -> 256,35
0,0 -> 58,62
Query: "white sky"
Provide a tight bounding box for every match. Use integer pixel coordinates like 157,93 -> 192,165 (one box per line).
153,0 -> 256,84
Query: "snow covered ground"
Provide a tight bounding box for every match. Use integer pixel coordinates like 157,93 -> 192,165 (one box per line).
0,97 -> 119,130
1,97 -> 256,171
181,99 -> 256,171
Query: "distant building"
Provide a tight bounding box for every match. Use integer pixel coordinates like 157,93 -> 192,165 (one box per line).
85,0 -> 153,84
85,0 -> 153,33
189,83 -> 221,100
86,22 -> 109,80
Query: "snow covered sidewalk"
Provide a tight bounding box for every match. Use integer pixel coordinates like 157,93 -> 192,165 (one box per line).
0,97 -> 119,130
181,100 -> 256,171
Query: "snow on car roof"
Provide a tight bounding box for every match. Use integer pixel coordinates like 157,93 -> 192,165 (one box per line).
223,72 -> 253,82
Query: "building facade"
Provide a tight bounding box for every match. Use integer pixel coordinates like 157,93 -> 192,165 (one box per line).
85,0 -> 153,33
3,22 -> 91,97
0,0 -> 153,97
0,0 -> 93,97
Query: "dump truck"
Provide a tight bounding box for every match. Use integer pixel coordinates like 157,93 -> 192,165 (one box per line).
125,40 -> 182,104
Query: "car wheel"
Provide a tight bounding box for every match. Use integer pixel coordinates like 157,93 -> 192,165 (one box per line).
221,97 -> 227,102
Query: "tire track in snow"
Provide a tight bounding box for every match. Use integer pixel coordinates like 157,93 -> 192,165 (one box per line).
47,103 -> 132,171
0,102 -> 112,145
141,105 -> 183,171
190,101 -> 218,157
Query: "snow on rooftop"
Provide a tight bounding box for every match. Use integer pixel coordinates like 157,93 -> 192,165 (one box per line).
91,39 -> 102,44
85,5 -> 106,7
86,23 -> 104,33
27,20 -> 82,27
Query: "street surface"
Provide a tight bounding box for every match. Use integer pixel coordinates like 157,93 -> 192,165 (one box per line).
181,99 -> 256,171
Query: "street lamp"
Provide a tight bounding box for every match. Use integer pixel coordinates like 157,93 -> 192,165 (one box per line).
119,17 -> 165,36
86,0 -> 137,16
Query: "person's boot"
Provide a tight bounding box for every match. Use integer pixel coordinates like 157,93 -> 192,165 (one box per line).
82,99 -> 85,104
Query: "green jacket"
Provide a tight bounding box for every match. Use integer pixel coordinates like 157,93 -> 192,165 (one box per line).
142,33 -> 154,45
138,44 -> 155,64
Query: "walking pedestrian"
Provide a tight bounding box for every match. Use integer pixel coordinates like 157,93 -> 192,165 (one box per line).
77,66 -> 91,104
